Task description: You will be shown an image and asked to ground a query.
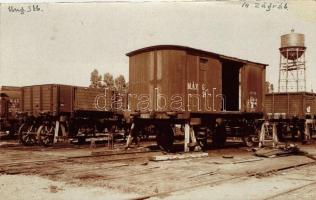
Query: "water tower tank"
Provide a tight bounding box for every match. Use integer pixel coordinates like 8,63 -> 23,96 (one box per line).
280,29 -> 306,60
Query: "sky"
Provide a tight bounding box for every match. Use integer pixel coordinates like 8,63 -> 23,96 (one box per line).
0,0 -> 316,90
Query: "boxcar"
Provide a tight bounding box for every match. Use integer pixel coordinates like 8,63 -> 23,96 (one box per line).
18,84 -> 126,146
0,86 -> 21,137
126,45 -> 267,151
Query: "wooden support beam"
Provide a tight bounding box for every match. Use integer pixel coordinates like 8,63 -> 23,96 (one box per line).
54,121 -> 60,144
184,123 -> 190,152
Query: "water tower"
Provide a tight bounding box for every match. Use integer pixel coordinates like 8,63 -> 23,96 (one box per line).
278,29 -> 306,92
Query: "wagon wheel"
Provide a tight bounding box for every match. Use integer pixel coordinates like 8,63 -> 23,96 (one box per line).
156,125 -> 174,152
18,123 -> 37,146
195,127 -> 208,151
38,125 -> 55,147
242,136 -> 256,147
242,126 -> 258,147
212,125 -> 226,147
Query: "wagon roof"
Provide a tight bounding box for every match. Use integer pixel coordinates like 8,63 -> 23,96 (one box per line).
126,45 -> 268,67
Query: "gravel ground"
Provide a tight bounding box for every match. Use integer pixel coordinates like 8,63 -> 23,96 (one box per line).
0,174 -> 137,200
159,164 -> 316,200
1,141 -> 316,200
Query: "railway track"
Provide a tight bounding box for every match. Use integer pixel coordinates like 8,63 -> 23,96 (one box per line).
0,149 -> 162,175
130,159 -> 316,200
1,145 -> 316,200
263,181 -> 316,200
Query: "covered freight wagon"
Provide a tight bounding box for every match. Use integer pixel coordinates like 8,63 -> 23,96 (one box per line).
0,86 -> 22,137
126,45 -> 268,151
0,86 -> 21,118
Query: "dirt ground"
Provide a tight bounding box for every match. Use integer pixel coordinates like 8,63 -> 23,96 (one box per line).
0,140 -> 316,200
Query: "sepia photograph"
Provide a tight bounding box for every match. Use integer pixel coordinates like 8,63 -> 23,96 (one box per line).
0,0 -> 316,199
